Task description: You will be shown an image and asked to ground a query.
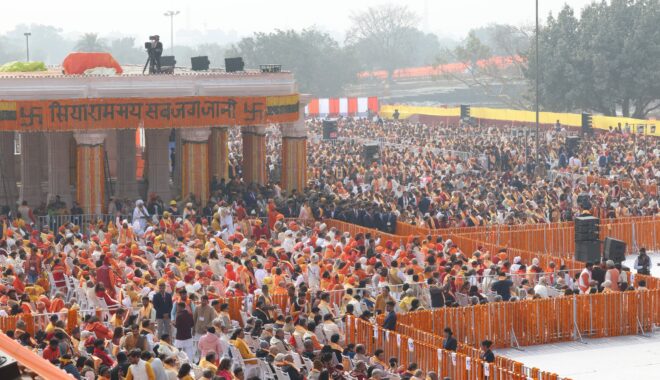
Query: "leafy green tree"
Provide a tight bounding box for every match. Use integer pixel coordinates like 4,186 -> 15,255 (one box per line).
528,0 -> 660,118
227,28 -> 357,96
526,5 -> 582,113
75,33 -> 108,52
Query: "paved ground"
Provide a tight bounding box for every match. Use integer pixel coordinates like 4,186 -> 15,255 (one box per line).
497,333 -> 660,380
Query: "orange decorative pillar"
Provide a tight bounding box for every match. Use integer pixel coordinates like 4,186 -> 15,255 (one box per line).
180,128 -> 211,202
74,132 -> 107,214
281,114 -> 307,193
145,129 -> 172,202
209,126 -> 230,182
241,125 -> 267,185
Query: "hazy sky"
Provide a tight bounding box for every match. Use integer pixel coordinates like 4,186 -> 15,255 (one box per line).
2,0 -> 597,42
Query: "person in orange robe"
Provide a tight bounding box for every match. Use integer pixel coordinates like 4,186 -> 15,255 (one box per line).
86,317 -> 113,340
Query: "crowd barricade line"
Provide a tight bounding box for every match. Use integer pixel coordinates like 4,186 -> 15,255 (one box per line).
392,290 -> 660,354
395,215 -> 660,257
346,315 -> 573,380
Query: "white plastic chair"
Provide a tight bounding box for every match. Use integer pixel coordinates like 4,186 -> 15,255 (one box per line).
274,366 -> 291,380
65,276 -> 77,302
289,351 -> 303,370
302,357 -> 313,372
293,334 -> 304,352
259,359 -> 276,380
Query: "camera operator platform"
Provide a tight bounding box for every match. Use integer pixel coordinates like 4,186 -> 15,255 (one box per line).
143,35 -> 164,74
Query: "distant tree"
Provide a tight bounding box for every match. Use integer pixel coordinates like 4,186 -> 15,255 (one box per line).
193,43 -> 227,68
75,33 -> 108,52
527,0 -> 660,118
471,24 -> 531,57
109,37 -> 143,65
227,28 -> 357,96
345,4 -> 423,78
0,36 -> 22,64
439,28 -> 529,109
5,24 -> 74,64
170,45 -> 196,68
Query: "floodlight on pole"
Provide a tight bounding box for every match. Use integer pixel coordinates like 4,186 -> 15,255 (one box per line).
164,10 -> 180,55
24,32 -> 31,62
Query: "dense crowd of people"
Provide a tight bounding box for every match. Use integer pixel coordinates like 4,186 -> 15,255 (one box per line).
0,200 -> 650,380
305,119 -> 660,229
0,116 -> 656,380
11,119 -> 660,235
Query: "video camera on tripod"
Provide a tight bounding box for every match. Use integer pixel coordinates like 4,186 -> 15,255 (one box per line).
143,35 -> 164,74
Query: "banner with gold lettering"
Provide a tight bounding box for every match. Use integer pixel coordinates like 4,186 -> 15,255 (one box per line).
0,94 -> 299,132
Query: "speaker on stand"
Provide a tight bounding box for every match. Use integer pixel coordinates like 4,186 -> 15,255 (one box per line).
322,120 -> 338,140
363,143 -> 381,166
575,216 -> 601,263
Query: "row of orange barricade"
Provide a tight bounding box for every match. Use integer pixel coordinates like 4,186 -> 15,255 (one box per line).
328,215 -> 660,261
394,215 -> 660,257
389,286 -> 659,350
453,216 -> 660,259
346,315 -> 568,380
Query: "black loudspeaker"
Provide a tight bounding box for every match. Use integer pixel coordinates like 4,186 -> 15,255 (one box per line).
581,112 -> 592,134
160,56 -> 176,67
191,56 -> 210,71
363,143 -> 381,166
566,136 -> 580,156
603,237 -> 626,263
575,240 -> 601,263
575,216 -> 599,241
225,57 -> 244,72
322,120 -> 338,140
0,351 -> 20,380
460,104 -> 471,119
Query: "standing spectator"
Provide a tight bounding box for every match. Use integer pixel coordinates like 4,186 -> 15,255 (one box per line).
174,302 -> 195,360
193,295 -> 216,359
442,328 -> 457,351
604,260 -> 620,291
480,340 -> 495,363
198,326 -> 226,359
382,301 -> 397,331
153,280 -> 173,337
490,273 -> 514,301
578,263 -> 594,294
634,248 -> 651,275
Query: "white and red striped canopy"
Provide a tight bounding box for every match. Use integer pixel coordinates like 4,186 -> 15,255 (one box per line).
305,97 -> 378,117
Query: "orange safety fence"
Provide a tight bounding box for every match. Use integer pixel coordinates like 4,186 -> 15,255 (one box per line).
397,214 -> 660,245
455,216 -> 660,258
346,315 -> 570,380
328,215 -> 660,261
388,289 -> 660,350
